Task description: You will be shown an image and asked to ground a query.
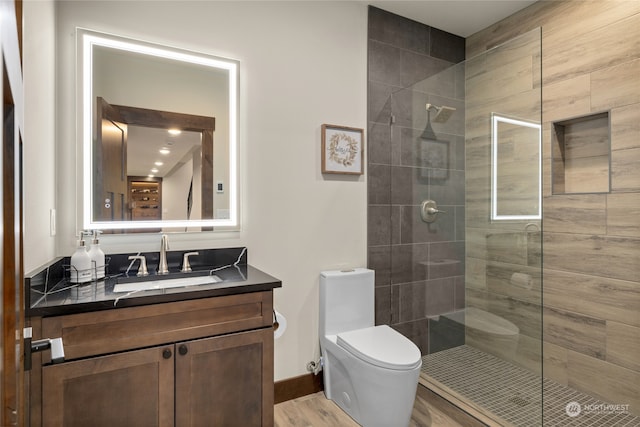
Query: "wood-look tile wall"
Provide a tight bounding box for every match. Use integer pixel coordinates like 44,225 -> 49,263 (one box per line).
467,0 -> 640,416
463,26 -> 543,379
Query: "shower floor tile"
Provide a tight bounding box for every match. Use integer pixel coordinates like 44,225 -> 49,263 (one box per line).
421,345 -> 639,426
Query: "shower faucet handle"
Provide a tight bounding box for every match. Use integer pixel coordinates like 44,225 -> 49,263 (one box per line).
426,206 -> 446,215
420,200 -> 446,223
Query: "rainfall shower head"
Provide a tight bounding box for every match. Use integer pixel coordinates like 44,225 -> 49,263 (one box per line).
425,103 -> 456,123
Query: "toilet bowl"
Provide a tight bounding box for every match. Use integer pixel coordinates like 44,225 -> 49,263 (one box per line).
319,269 -> 422,427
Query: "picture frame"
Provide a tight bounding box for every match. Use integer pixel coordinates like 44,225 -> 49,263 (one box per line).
321,124 -> 364,175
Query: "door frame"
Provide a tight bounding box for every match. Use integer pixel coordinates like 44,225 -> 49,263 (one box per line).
1,0 -> 25,425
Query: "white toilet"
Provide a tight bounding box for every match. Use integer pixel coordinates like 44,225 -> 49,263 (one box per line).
319,269 -> 422,427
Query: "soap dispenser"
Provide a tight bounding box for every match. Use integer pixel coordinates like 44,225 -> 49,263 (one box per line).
70,231 -> 92,284
88,230 -> 106,280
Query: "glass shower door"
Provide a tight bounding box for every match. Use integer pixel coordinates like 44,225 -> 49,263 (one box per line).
388,28 -> 543,426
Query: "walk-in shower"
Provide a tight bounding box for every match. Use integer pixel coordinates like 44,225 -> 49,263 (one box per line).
368,17 -> 639,426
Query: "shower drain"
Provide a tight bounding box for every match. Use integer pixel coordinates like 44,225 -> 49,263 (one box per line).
507,395 -> 531,407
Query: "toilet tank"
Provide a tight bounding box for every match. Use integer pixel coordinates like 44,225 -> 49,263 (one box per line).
320,268 -> 375,336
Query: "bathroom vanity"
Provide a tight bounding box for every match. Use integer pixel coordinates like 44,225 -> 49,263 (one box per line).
25,248 -> 280,427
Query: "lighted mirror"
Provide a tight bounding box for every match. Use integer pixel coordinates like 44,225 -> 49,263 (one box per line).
78,28 -> 239,231
491,113 -> 541,221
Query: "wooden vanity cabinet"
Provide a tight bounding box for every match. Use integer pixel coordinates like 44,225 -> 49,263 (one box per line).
32,291 -> 274,427
42,345 -> 174,426
175,329 -> 272,426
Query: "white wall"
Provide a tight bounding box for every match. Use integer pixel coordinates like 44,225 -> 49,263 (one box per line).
23,0 -> 57,272
25,1 -> 368,381
163,158 -> 196,221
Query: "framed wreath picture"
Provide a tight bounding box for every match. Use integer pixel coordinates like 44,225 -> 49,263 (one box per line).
321,124 -> 364,175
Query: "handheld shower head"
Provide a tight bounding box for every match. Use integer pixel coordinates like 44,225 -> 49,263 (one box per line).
425,103 -> 456,123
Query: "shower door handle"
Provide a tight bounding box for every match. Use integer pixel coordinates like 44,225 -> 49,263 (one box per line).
421,200 -> 446,223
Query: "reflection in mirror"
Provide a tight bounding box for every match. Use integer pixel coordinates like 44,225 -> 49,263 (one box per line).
78,28 -> 239,231
128,126 -> 202,222
94,98 -> 215,226
491,114 -> 541,221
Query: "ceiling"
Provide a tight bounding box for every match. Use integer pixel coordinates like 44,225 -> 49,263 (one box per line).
368,0 -> 537,37
128,126 -> 201,178
117,1 -> 541,179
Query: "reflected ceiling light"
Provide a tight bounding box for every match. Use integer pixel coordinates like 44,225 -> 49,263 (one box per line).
154,161 -> 164,166
159,148 -> 170,155
148,174 -> 155,178
150,168 -> 159,173
168,129 -> 181,136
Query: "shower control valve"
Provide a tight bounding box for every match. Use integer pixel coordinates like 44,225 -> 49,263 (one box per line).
421,200 -> 446,223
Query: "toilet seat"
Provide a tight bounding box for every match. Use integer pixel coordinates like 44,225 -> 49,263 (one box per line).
337,325 -> 422,370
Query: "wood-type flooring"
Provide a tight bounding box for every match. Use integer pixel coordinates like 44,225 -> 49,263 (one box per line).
274,384 -> 485,427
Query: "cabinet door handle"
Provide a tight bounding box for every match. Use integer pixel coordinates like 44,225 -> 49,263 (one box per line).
162,348 -> 172,359
178,344 -> 188,356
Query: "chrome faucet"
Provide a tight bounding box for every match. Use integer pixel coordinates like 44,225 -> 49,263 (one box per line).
181,252 -> 199,273
158,234 -> 169,275
128,255 -> 149,277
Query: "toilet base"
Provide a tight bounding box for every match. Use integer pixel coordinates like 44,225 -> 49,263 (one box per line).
321,338 -> 421,427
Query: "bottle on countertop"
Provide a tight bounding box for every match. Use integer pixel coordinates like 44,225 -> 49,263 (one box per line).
88,230 -> 106,280
70,231 -> 92,284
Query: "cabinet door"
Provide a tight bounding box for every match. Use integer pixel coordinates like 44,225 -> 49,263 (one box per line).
175,329 -> 274,427
42,346 -> 174,427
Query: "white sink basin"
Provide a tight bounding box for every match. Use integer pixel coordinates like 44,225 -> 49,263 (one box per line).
113,275 -> 222,293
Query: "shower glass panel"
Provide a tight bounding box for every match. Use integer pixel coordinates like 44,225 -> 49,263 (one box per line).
388,28 -> 542,426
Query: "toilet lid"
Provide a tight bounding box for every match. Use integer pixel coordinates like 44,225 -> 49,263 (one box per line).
337,325 -> 422,370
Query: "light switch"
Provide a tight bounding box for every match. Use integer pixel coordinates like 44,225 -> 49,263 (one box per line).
50,209 -> 56,236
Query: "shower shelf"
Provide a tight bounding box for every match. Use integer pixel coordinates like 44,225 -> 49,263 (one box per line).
420,259 -> 461,266
552,112 -> 610,195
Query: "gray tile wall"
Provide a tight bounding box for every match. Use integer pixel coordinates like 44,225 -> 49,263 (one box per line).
367,6 -> 465,354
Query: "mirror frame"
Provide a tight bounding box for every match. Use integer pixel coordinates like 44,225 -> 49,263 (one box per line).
77,28 -> 239,231
490,113 -> 541,221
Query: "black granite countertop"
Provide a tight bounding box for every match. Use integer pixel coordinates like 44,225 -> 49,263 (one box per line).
26,247 -> 281,317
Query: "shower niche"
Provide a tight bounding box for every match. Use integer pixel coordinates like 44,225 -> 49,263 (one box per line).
552,112 -> 611,194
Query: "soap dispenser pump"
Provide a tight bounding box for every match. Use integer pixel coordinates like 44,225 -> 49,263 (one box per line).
88,230 -> 106,280
70,231 -> 92,284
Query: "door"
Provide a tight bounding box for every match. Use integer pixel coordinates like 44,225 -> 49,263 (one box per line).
42,346 -> 175,427
1,1 -> 25,425
175,329 -> 274,427
96,97 -> 128,223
